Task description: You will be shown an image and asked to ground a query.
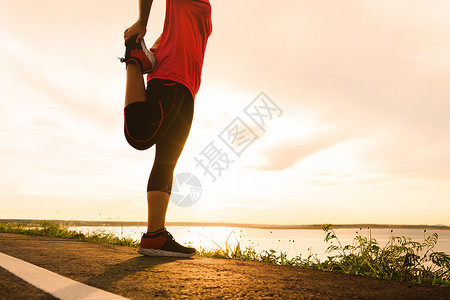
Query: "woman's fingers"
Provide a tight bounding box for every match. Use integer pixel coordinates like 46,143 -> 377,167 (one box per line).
136,33 -> 144,43
124,28 -> 131,43
124,22 -> 146,44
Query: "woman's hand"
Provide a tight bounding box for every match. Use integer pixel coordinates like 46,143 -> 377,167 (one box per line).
124,20 -> 147,44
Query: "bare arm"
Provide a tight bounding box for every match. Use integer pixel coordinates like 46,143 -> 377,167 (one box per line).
124,0 -> 154,43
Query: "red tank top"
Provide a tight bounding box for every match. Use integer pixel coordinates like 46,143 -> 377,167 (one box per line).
147,0 -> 213,100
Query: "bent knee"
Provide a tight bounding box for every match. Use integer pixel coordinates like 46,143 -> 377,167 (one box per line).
129,142 -> 151,151
124,131 -> 155,151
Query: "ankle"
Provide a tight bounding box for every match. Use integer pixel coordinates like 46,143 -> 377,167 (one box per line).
147,226 -> 165,234
126,60 -> 143,73
146,228 -> 165,236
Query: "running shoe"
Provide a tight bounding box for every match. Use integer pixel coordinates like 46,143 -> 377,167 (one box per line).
137,228 -> 197,258
119,37 -> 156,74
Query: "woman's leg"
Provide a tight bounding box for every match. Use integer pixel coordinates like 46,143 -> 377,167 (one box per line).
124,64 -> 146,107
124,76 -> 195,256
146,191 -> 170,233
137,88 -> 196,257
124,79 -> 185,150
146,89 -> 194,232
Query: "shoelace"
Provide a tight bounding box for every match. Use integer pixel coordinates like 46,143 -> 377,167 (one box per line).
164,230 -> 176,241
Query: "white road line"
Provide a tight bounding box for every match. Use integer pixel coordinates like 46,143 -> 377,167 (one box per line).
0,252 -> 129,300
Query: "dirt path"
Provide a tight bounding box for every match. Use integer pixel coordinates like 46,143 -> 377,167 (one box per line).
0,233 -> 449,299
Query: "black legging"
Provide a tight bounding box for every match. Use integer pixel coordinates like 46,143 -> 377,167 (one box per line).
124,79 -> 194,194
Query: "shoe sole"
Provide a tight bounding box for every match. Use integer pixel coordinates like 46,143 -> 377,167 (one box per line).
138,248 -> 196,258
140,39 -> 157,73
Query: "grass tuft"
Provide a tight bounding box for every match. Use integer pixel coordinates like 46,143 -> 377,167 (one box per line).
316,224 -> 450,286
196,224 -> 449,286
0,221 -> 139,247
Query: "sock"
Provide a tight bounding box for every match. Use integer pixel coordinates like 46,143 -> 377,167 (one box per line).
141,228 -> 166,249
125,58 -> 142,71
144,228 -> 166,238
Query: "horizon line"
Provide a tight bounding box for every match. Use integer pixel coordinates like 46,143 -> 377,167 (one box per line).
1,219 -> 449,230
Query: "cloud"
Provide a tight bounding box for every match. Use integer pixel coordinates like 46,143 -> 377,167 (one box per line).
253,133 -> 351,171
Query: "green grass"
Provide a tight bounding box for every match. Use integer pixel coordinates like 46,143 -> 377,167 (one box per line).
317,224 -> 450,286
1,222 -> 449,286
194,225 -> 450,286
0,221 -> 139,247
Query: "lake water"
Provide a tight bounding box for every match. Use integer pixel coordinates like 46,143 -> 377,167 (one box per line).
70,226 -> 450,261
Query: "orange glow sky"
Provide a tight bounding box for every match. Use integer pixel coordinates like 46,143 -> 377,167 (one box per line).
0,1 -> 449,225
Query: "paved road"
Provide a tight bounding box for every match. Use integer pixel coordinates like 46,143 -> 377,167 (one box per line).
0,233 -> 449,299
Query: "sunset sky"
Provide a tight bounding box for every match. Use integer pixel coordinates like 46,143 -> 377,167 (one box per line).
0,0 -> 449,225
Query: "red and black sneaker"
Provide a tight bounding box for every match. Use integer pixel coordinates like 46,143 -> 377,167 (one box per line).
137,228 -> 196,258
119,37 -> 156,74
